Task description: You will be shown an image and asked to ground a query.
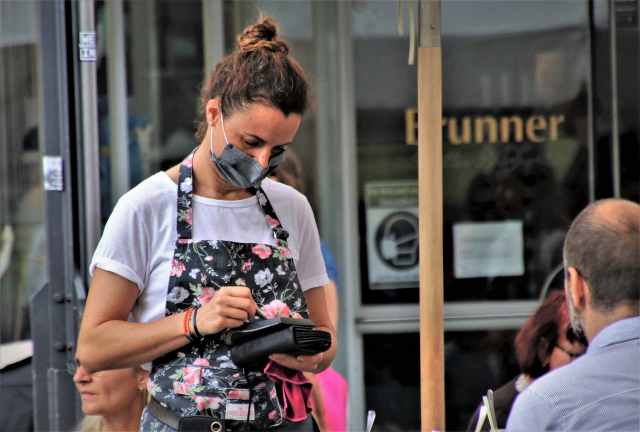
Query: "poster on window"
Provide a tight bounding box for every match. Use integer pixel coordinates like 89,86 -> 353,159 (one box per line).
453,220 -> 525,279
365,181 -> 419,289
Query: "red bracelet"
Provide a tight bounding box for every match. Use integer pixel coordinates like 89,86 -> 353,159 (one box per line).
183,308 -> 194,340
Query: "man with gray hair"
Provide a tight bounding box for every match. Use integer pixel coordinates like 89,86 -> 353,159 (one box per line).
507,198 -> 640,431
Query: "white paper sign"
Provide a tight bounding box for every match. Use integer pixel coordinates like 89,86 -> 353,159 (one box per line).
42,156 -> 64,191
79,31 -> 97,62
453,220 -> 524,279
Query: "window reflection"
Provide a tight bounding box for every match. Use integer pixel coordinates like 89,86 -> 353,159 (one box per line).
363,331 -> 519,431
0,1 -> 44,343
97,0 -> 204,220
441,1 -> 590,302
354,0 -> 591,303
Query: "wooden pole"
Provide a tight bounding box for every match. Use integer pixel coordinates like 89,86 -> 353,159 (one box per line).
418,1 -> 444,431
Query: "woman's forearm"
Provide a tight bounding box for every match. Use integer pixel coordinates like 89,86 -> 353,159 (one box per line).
76,312 -> 188,372
315,324 -> 337,372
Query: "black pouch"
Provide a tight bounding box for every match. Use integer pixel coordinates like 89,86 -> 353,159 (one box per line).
223,318 -> 331,370
178,415 -> 224,432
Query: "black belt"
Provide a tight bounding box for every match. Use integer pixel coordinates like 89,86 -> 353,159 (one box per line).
148,398 -> 224,432
148,398 -> 315,432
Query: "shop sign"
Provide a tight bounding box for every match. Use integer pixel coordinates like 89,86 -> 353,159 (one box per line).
365,181 -> 419,288
405,108 -> 565,146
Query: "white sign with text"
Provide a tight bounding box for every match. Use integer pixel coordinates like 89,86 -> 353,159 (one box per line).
453,220 -> 524,279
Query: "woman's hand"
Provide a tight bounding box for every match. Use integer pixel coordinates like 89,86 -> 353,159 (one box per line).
268,352 -> 325,373
196,286 -> 257,335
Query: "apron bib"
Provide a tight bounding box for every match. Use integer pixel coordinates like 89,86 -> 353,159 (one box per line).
148,155 -> 309,429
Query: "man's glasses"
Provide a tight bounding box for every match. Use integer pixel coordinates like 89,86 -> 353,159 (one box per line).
555,344 -> 583,359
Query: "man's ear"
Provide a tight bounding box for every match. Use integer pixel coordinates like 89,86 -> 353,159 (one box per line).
566,266 -> 589,310
205,98 -> 221,126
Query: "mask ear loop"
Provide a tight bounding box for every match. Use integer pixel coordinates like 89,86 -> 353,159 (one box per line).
219,110 -> 231,145
209,124 -> 214,156
210,108 -> 231,158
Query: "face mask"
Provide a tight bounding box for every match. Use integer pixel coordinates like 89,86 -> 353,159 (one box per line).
209,113 -> 285,189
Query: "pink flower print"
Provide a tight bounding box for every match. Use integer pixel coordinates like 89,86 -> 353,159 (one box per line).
268,410 -> 279,420
173,381 -> 190,395
241,260 -> 253,273
194,396 -> 222,412
204,255 -> 214,262
252,244 -> 272,260
183,159 -> 193,168
193,358 -> 210,367
262,299 -> 291,318
291,311 -> 303,320
186,209 -> 193,226
182,367 -> 201,386
198,287 -> 216,305
170,259 -> 186,277
277,246 -> 292,259
265,215 -> 280,228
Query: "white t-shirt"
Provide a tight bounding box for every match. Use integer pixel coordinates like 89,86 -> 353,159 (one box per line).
90,173 -> 329,326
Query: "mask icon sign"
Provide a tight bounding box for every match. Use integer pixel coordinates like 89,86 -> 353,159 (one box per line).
375,212 -> 419,269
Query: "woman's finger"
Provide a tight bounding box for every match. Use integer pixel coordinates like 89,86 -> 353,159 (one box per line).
269,353 -> 321,372
219,306 -> 250,322
220,317 -> 245,329
219,286 -> 253,298
219,296 -> 256,316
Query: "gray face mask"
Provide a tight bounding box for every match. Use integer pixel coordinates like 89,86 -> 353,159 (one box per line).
209,113 -> 285,189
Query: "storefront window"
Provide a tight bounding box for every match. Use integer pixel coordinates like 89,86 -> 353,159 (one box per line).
352,0 -> 419,304
363,331 -> 519,431
0,0 -> 44,344
357,0 -> 591,304
440,1 -> 590,302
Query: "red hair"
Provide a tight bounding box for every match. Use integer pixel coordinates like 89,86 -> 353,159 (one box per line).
514,291 -> 569,378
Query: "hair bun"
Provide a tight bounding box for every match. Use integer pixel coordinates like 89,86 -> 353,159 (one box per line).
238,16 -> 289,55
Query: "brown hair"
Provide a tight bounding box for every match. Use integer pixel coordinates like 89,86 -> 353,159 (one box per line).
563,198 -> 640,310
271,149 -> 306,193
195,16 -> 309,142
514,291 -> 583,378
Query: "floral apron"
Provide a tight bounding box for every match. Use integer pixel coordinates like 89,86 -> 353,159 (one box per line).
144,154 -> 309,430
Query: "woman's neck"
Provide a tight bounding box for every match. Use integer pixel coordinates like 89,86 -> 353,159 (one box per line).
101,397 -> 144,432
101,417 -> 138,432
190,143 -> 253,200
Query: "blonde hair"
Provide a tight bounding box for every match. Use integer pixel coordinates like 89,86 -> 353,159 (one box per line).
78,416 -> 103,432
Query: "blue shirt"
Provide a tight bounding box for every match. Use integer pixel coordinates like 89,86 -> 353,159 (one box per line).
320,241 -> 339,288
506,316 -> 640,432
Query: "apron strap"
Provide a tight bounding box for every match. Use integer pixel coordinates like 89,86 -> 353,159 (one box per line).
176,151 -> 196,240
176,150 -> 290,246
250,186 -> 291,248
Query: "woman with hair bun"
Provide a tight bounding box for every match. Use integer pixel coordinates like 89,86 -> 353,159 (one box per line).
76,17 -> 335,432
